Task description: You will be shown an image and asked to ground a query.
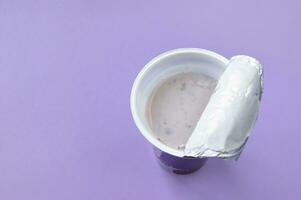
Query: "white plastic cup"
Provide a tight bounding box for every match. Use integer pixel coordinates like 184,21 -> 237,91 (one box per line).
131,48 -> 229,174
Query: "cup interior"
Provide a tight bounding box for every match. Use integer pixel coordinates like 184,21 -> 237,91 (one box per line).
131,48 -> 228,157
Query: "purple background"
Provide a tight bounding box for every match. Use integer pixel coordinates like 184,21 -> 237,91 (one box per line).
0,1 -> 300,199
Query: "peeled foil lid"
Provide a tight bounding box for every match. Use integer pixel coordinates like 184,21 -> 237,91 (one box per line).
184,55 -> 263,159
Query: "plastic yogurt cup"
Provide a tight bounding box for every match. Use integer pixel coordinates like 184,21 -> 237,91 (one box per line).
130,48 -> 228,174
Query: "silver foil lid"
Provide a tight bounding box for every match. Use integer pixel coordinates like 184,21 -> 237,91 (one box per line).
184,55 -> 263,159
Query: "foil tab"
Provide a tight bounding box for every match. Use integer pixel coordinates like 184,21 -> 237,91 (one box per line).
184,55 -> 263,159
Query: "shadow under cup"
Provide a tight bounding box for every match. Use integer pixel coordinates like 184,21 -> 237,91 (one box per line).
131,49 -> 228,174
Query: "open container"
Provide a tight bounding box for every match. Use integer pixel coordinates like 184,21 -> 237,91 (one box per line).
130,48 -> 262,174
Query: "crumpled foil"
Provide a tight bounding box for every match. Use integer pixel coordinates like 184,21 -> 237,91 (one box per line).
184,55 -> 263,159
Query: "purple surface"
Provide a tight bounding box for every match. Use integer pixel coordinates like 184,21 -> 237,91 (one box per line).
0,1 -> 300,199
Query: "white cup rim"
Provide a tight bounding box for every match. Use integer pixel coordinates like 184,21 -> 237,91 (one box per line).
130,48 -> 228,157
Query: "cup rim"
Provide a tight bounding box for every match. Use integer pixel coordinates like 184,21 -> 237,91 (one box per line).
130,48 -> 229,157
